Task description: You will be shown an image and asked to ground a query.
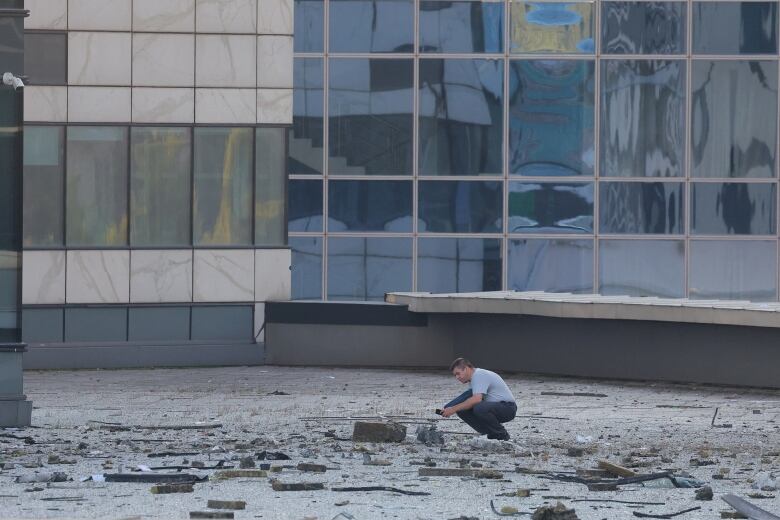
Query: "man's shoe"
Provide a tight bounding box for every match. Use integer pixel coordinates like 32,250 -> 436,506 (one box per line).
487,432 -> 510,441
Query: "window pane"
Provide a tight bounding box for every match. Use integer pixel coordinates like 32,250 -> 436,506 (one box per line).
255,128 -> 286,245
509,60 -> 595,176
418,180 -> 502,233
0,117 -> 20,251
329,58 -> 413,175
692,61 -> 777,178
599,239 -> 684,297
418,238 -> 501,293
0,17 -> 22,74
128,307 -> 190,341
419,0 -> 504,53
508,182 -> 593,234
66,127 -> 128,246
327,237 -> 412,301
691,183 -> 776,235
600,182 -> 683,234
510,2 -> 595,54
602,2 -> 686,54
290,236 -> 323,300
294,0 -> 324,53
22,308 -> 63,343
289,179 -> 323,232
24,126 -> 63,246
508,239 -> 593,293
64,307 -> 127,342
329,0 -> 413,53
193,128 -> 253,245
130,127 -> 191,246
601,60 -> 685,178
690,240 -> 777,301
191,305 -> 253,341
24,32 -> 67,85
290,58 -> 324,175
693,2 -> 777,55
0,252 -> 19,341
419,59 -> 503,176
328,180 -> 412,232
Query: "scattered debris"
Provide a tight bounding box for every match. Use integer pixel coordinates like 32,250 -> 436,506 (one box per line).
416,425 -> 444,446
532,501 -> 580,520
721,494 -> 780,520
598,460 -> 637,477
147,452 -> 200,458
297,463 -> 326,473
207,500 -> 246,510
150,484 -> 194,494
418,467 -> 502,479
541,392 -> 607,398
270,481 -> 325,491
238,457 -> 255,469
490,500 -> 525,517
362,453 -> 391,466
352,421 -> 406,443
212,470 -> 267,480
696,485 -> 714,501
567,447 -> 584,457
137,423 -> 222,430
267,390 -> 290,395
633,506 -> 701,519
497,489 -> 531,497
190,512 -> 233,519
331,486 -> 430,496
98,473 -> 206,484
257,451 -> 290,461
15,472 -> 69,483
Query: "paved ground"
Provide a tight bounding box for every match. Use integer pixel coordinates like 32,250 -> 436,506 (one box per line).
1,366 -> 779,519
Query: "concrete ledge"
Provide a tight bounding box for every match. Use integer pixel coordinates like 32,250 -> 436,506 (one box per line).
23,342 -> 265,370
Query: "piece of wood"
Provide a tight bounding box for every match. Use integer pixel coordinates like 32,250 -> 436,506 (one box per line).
190,513 -> 233,519
541,391 -> 608,398
722,494 -> 780,520
150,484 -> 193,494
598,460 -> 637,478
212,470 -> 267,480
633,506 -> 701,519
331,486 -> 430,496
418,467 -> 503,479
206,500 -> 246,510
270,481 -> 325,491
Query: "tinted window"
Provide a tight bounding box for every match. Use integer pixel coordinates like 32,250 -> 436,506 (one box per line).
289,179 -> 323,232
24,32 -> 67,85
511,2 -> 595,53
691,182 -> 776,235
602,2 -> 686,54
329,0 -> 414,53
419,1 -> 504,53
24,126 -> 64,246
418,180 -> 502,233
327,237 -> 412,300
328,180 -> 413,232
689,240 -> 777,301
693,2 -> 777,54
255,128 -> 286,245
508,239 -> 593,293
508,182 -> 594,233
418,238 -> 501,293
599,182 -> 683,234
599,239 -> 684,297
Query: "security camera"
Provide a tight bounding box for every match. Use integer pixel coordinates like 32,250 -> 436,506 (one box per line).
2,72 -> 24,90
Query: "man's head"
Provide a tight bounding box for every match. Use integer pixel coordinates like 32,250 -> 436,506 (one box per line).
450,358 -> 474,383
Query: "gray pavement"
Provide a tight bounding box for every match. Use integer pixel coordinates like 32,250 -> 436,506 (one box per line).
0,366 -> 779,519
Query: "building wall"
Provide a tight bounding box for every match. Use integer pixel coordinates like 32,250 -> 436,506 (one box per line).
21,0 -> 293,351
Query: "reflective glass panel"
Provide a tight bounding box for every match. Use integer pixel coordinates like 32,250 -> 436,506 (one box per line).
508,182 -> 594,233
693,2 -> 777,55
130,127 -> 191,246
690,240 -> 777,301
0,16 -> 22,74
22,308 -> 63,343
290,58 -> 324,175
64,307 -> 127,342
329,59 -> 414,175
692,61 -> 777,178
419,0 -> 504,53
0,252 -> 19,342
509,60 -> 595,176
327,237 -> 412,301
191,306 -> 253,341
0,102 -> 19,252
290,236 -> 323,300
23,126 -> 64,246
691,182 -> 776,235
329,0 -> 414,53
24,32 -> 67,85
599,239 -> 684,297
419,59 -> 503,176
418,180 -> 502,233
328,180 -> 413,232
507,239 -> 593,293
294,0 -> 324,53
418,238 -> 502,293
193,128 -> 253,245
601,60 -> 685,178
66,127 -> 128,246
128,307 -> 190,342
600,182 -> 683,234
255,128 -> 286,245
510,2 -> 595,54
289,179 -> 323,232
602,2 -> 686,54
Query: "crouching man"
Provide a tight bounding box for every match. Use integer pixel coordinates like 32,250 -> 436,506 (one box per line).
441,358 -> 517,441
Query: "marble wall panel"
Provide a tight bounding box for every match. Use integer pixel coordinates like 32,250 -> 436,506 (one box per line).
257,36 -> 293,88
25,0 -> 67,30
22,251 -> 65,305
133,0 -> 196,32
24,86 -> 67,122
132,87 -> 195,123
195,88 -> 256,123
66,250 -> 130,304
258,0 -> 293,35
130,250 -> 193,303
193,250 -> 255,302
254,248 -> 291,301
67,87 -> 131,122
196,0 -> 257,33
257,89 -> 292,124
195,35 -> 256,88
68,32 -> 132,86
133,34 -> 195,87
68,0 -> 132,31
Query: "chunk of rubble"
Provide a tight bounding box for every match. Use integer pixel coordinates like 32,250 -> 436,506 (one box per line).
696,485 -> 714,501
207,500 -> 246,510
532,502 -> 580,520
415,425 -> 444,446
352,422 -> 406,443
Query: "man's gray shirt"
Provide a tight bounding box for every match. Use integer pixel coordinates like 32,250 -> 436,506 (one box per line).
470,368 -> 515,403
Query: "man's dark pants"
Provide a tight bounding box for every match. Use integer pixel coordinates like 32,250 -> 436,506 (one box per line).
456,401 -> 517,437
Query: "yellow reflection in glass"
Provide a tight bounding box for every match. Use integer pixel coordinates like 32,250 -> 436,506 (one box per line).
510,2 -> 594,54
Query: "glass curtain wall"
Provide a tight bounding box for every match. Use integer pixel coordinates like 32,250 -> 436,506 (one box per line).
291,0 -> 780,302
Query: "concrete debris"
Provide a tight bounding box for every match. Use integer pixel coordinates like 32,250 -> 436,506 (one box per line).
15,472 -> 69,483
270,480 -> 325,491
207,500 -> 246,510
531,502 -> 580,520
331,486 -> 430,496
695,485 -> 713,500
567,447 -> 584,457
150,483 -> 194,494
720,513 -> 748,519
238,456 -> 255,469
213,470 -> 267,480
598,460 -> 636,477
257,450 -> 290,461
418,467 -> 502,479
352,421 -> 406,443
297,463 -> 327,472
415,425 -> 444,446
190,512 -> 234,519
752,472 -> 778,491
99,473 -> 206,483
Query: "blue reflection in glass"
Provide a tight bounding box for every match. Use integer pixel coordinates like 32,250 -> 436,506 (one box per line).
599,239 -> 684,297
418,180 -> 502,233
288,179 -> 323,232
689,240 -> 777,301
508,182 -> 593,233
327,237 -> 412,301
291,58 -> 324,175
290,236 -> 323,300
693,2 -> 778,55
294,0 -> 324,53
508,239 -> 593,293
418,238 -> 501,293
602,2 -> 686,54
509,60 -> 595,176
691,183 -> 776,235
600,182 -> 683,234
328,180 -> 412,232
419,1 -> 504,53
329,0 -> 414,53
419,59 -> 503,176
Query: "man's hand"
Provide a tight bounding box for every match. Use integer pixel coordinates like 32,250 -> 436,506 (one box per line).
441,407 -> 456,418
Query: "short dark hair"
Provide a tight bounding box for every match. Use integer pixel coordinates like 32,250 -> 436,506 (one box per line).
449,358 -> 473,371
